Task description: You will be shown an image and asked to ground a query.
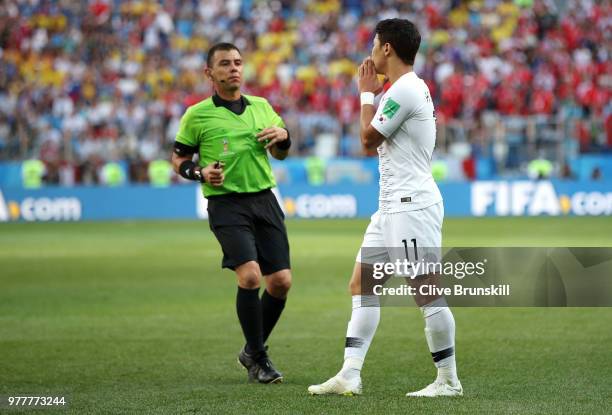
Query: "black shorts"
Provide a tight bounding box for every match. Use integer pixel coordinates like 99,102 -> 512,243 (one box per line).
207,189 -> 290,275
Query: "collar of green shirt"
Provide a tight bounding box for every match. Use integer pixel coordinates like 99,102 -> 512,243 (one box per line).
212,94 -> 251,115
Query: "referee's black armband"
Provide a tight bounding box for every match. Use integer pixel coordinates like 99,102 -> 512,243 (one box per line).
173,141 -> 198,157
276,129 -> 292,150
179,160 -> 205,182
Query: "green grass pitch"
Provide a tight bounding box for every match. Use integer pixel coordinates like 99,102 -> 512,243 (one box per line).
1,217 -> 611,414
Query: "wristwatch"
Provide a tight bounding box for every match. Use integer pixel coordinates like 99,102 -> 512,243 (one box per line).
193,167 -> 204,182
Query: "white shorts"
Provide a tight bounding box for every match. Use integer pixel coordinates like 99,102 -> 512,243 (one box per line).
356,202 -> 444,276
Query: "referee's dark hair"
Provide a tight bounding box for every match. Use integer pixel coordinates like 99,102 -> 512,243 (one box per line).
206,42 -> 241,67
375,18 -> 421,65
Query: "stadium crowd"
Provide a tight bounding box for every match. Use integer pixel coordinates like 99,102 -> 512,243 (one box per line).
0,0 -> 610,184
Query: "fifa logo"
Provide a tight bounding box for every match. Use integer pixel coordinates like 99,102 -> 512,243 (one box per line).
219,138 -> 235,157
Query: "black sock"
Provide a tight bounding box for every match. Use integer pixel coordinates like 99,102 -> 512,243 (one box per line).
236,287 -> 265,356
261,289 -> 287,343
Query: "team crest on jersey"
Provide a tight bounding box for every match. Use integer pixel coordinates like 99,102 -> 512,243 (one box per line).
382,98 -> 400,119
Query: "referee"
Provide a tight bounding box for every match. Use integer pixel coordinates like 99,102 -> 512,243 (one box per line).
171,43 -> 292,384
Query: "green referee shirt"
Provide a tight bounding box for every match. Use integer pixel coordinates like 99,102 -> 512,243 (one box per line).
176,94 -> 284,197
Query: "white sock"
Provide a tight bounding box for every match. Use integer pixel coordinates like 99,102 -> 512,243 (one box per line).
339,295 -> 380,380
421,298 -> 459,386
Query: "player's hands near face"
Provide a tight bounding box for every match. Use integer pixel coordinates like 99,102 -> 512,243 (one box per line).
201,162 -> 224,186
358,57 -> 382,94
257,126 -> 288,150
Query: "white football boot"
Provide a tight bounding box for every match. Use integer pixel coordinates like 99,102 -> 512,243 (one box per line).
406,380 -> 463,397
308,375 -> 362,396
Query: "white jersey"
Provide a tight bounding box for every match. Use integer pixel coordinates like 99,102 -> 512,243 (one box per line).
370,71 -> 442,213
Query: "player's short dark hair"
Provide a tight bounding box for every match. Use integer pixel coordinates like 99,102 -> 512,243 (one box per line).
375,18 -> 421,65
206,43 -> 241,67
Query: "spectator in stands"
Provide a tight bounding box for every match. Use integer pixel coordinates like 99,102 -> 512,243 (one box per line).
591,166 -> 602,181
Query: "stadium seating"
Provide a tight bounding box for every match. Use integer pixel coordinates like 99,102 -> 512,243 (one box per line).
0,0 -> 609,185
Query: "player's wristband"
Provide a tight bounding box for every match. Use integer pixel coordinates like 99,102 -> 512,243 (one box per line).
178,160 -> 205,183
360,92 -> 375,106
